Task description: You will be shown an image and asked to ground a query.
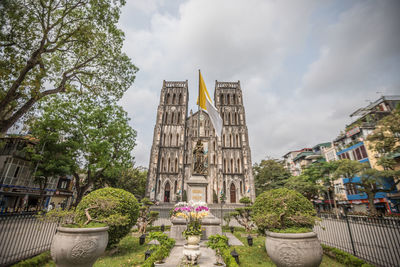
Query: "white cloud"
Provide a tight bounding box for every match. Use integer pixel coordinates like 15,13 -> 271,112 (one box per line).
118,0 -> 400,166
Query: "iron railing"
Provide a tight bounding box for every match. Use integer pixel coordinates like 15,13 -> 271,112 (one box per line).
314,213 -> 400,267
0,212 -> 58,266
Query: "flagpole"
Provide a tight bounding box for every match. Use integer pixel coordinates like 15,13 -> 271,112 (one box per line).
198,69 -> 201,139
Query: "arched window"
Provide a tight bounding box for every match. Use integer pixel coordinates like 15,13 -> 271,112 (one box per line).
213,154 -> 216,164
178,93 -> 182,104
237,158 -> 240,173
223,134 -> 225,146
164,112 -> 168,123
163,133 -> 166,145
168,158 -> 171,172
172,94 -> 176,104
223,181 -> 226,195
240,181 -> 243,194
220,94 -> 224,104
174,158 -> 178,172
185,154 -> 188,164
233,94 -> 236,104
213,141 -> 216,150
235,113 -> 238,125
228,113 -> 231,125
174,180 -> 178,194
230,134 -> 232,147
166,93 -> 170,104
236,135 -> 239,147
227,94 -> 230,105
171,112 -> 174,124
230,159 -> 234,173
177,112 -> 181,124
161,157 -> 165,171
224,159 -> 227,173
169,134 -> 172,146
176,134 -> 179,146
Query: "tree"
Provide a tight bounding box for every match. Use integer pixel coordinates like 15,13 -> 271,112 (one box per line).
112,167 -> 147,200
230,197 -> 254,232
253,158 -> 291,195
285,174 -> 323,200
334,159 -> 399,214
367,106 -> 400,170
29,94 -> 136,206
0,0 -> 138,134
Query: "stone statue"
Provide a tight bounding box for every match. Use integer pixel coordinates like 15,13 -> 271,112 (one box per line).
193,140 -> 207,175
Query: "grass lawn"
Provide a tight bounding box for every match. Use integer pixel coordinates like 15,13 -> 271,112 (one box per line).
232,232 -> 345,267
44,235 -> 150,267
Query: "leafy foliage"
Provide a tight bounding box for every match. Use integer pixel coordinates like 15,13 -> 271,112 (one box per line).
142,232 -> 175,266
76,187 -> 139,247
11,251 -> 51,267
252,188 -> 317,232
322,245 -> 374,267
29,94 -> 136,205
206,234 -> 229,265
111,167 -> 147,200
0,0 -> 138,134
367,106 -> 400,170
253,158 -> 290,195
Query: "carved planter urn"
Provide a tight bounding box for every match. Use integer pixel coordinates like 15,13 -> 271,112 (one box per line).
187,235 -> 201,245
51,226 -> 109,267
265,231 -> 322,267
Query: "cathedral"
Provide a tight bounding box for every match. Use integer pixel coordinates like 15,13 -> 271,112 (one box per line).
146,80 -> 255,204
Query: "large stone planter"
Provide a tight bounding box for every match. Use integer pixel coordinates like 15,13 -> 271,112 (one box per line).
265,231 -> 322,267
51,226 -> 109,267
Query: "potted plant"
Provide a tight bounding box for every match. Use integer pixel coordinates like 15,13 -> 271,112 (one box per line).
206,234 -> 229,266
172,201 -> 209,245
45,188 -> 139,267
252,188 -> 322,267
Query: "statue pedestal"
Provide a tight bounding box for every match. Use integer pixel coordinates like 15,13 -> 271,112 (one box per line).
201,213 -> 222,240
170,217 -> 187,241
183,244 -> 201,265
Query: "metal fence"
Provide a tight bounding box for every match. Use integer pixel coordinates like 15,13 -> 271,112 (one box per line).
314,213 -> 400,267
0,212 -> 58,266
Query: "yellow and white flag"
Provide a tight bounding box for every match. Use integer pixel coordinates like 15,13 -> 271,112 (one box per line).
197,71 -> 223,137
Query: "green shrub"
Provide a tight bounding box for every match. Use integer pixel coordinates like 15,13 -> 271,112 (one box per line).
322,245 -> 374,267
221,248 -> 239,267
76,187 -> 139,247
142,232 -> 175,267
252,188 -> 317,233
207,234 -> 239,267
12,251 -> 51,267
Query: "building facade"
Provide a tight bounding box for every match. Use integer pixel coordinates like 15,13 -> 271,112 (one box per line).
146,80 -> 255,204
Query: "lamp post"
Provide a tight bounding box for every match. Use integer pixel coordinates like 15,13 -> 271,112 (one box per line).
231,249 -> 239,264
139,234 -> 146,245
247,235 -> 253,246
220,193 -> 226,226
145,249 -> 152,260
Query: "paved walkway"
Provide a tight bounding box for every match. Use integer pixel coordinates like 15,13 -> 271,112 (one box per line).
224,232 -> 244,246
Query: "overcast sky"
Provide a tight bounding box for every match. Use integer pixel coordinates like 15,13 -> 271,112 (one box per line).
117,0 -> 400,167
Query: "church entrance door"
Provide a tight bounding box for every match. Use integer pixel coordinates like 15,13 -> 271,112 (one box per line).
230,183 -> 236,203
164,182 -> 170,203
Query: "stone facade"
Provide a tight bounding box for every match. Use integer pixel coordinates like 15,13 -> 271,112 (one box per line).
146,80 -> 255,204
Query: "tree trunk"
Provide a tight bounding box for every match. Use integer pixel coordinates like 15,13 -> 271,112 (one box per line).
367,192 -> 378,215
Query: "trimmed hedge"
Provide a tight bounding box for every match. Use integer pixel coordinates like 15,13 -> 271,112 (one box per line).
12,251 -> 51,267
142,232 -> 175,267
221,248 -> 239,267
76,187 -> 139,247
252,188 -> 316,232
322,245 -> 374,267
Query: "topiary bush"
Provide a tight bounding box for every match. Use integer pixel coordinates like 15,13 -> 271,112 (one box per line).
252,188 -> 317,233
76,187 -> 139,247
